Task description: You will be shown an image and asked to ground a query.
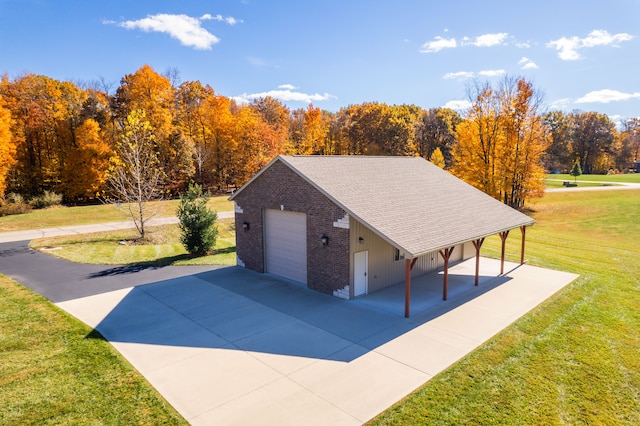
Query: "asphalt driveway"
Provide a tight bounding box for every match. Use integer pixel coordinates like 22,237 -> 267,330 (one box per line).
0,240 -> 578,425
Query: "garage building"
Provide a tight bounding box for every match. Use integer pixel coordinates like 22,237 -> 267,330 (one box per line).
229,155 -> 534,316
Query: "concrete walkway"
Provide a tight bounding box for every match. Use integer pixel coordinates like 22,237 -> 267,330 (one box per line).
0,211 -> 234,243
50,258 -> 577,425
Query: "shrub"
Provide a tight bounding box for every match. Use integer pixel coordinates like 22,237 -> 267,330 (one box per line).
6,193 -> 25,205
29,191 -> 63,209
177,183 -> 218,256
0,194 -> 32,216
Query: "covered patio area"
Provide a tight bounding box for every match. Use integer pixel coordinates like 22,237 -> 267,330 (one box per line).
356,256 -> 566,320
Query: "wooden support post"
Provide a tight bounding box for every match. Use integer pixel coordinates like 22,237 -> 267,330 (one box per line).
499,231 -> 510,275
520,225 -> 527,265
404,259 -> 411,318
438,247 -> 455,301
404,258 -> 418,318
472,238 -> 485,286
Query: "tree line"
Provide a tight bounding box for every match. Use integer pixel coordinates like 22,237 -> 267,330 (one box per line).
0,65 -> 638,208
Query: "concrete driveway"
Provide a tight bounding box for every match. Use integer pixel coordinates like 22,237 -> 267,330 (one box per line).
0,239 -> 578,424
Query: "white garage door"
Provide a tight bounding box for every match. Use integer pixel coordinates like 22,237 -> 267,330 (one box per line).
264,209 -> 307,284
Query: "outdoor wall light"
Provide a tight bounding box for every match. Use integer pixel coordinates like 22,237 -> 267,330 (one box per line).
321,235 -> 329,246
358,236 -> 364,244
243,221 -> 250,231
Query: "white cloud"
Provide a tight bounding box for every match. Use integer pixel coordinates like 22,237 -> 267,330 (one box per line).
582,29 -> 633,47
444,100 -> 472,110
547,30 -> 633,60
235,87 -> 336,104
443,71 -> 474,80
549,98 -> 573,110
469,32 -> 508,47
518,57 -> 539,70
204,14 -> 243,25
420,36 -> 457,53
117,13 -> 220,50
422,32 -> 511,53
443,70 -> 504,79
478,69 -> 505,77
575,89 -> 640,104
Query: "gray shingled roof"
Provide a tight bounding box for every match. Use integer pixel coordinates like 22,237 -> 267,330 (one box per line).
232,155 -> 535,258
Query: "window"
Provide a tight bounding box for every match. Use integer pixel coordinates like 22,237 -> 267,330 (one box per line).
394,248 -> 405,261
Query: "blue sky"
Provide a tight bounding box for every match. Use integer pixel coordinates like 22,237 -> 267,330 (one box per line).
1,0 -> 639,122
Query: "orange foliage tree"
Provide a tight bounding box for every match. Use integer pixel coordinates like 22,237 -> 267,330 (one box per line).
0,98 -> 16,197
61,118 -> 113,199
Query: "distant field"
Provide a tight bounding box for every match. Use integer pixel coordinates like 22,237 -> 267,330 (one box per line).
0,196 -> 234,232
546,173 -> 640,183
544,179 -> 609,188
372,189 -> 640,424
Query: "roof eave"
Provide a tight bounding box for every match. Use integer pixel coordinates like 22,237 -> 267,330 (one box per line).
406,219 -> 536,259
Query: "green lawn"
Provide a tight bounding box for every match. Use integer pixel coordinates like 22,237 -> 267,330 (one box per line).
0,274 -> 188,425
371,189 -> 640,425
30,219 -> 237,266
0,196 -> 234,232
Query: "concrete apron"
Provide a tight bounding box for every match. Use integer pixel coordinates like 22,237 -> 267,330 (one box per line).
57,258 -> 578,425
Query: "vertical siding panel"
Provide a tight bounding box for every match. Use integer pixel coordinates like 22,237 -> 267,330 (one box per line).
349,217 -> 442,294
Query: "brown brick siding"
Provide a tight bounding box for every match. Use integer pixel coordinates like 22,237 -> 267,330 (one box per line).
233,160 -> 350,294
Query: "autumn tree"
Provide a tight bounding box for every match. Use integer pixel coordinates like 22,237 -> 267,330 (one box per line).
114,65 -> 193,194
618,118 -> 640,170
430,147 -> 445,169
61,119 -> 113,200
452,77 -> 547,209
568,111 -> 616,174
337,103 -> 420,156
250,97 -> 289,155
542,110 -> 572,172
108,110 -> 164,240
174,81 -> 215,184
0,74 -> 88,197
288,104 -> 330,155
0,99 -> 16,197
415,107 -> 461,167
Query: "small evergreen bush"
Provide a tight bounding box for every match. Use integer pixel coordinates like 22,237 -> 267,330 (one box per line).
177,183 -> 218,256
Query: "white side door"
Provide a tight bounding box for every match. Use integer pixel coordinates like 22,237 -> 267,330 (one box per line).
354,250 -> 368,297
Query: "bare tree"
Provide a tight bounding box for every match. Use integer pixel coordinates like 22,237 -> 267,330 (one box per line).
108,109 -> 164,240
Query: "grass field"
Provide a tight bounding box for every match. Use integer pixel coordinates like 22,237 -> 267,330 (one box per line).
0,274 -> 188,425
30,219 -> 237,266
371,189 -> 640,424
0,195 -> 234,232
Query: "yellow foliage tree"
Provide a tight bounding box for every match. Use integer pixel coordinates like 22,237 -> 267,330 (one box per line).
429,147 -> 445,169
452,77 -> 547,209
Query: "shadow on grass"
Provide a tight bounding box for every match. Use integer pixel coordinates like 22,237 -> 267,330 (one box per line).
86,248 -> 236,278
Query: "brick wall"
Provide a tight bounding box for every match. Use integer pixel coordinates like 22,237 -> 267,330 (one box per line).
233,160 -> 350,294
